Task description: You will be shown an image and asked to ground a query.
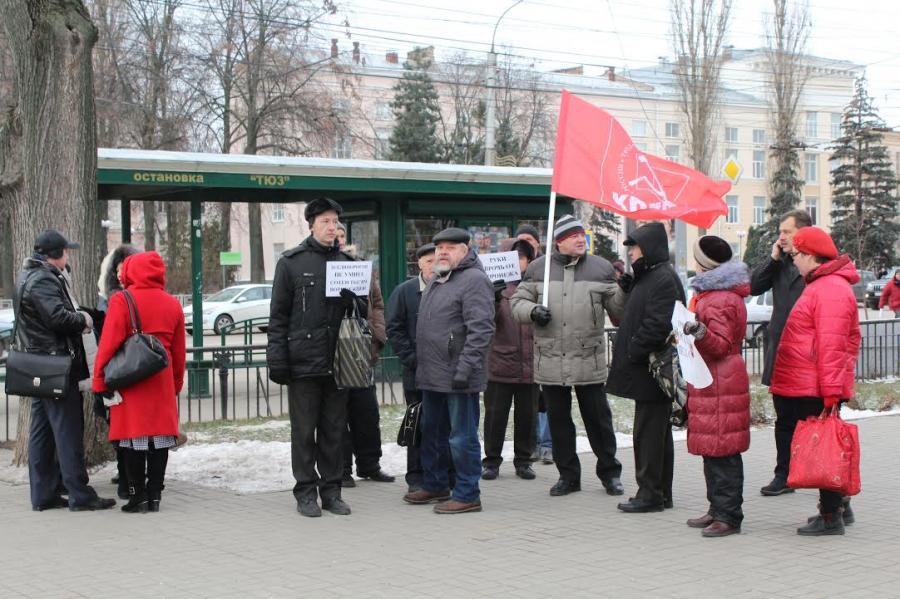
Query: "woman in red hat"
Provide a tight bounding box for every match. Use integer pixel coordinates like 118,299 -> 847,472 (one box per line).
769,226 -> 861,536
93,251 -> 186,514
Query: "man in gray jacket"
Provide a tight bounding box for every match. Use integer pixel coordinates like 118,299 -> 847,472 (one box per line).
402,228 -> 495,514
511,215 -> 627,497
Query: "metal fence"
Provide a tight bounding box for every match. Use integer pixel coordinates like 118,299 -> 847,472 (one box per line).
1,319 -> 897,442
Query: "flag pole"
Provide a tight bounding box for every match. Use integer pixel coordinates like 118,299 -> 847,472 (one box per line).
541,191 -> 557,307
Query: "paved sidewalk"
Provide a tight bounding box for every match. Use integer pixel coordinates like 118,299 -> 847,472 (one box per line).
2,415 -> 898,599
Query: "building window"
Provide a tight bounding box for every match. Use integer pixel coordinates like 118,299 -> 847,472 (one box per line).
375,101 -> 392,121
831,113 -> 842,139
726,195 -> 739,223
753,196 -> 766,225
272,242 -> 285,268
665,122 -> 680,138
752,150 -> 766,179
631,120 -> 648,137
805,196 -> 818,225
805,111 -> 818,139
332,134 -> 352,159
804,153 -> 817,183
375,129 -> 391,160
271,203 -> 284,223
665,144 -> 680,163
725,127 -> 738,143
752,129 -> 767,145
725,148 -> 738,160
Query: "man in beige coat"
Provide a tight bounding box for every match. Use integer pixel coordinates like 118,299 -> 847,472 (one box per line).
511,215 -> 627,497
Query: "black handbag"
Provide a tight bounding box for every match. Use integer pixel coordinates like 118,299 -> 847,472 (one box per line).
103,290 -> 169,390
4,276 -> 73,399
648,332 -> 688,427
397,400 -> 422,448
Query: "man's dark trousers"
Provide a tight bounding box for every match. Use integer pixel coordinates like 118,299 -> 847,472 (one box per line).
633,400 -> 674,505
704,454 -> 744,527
342,385 -> 383,477
772,395 -> 823,483
288,376 -> 348,502
29,382 -> 98,508
542,383 -> 621,483
482,382 -> 537,469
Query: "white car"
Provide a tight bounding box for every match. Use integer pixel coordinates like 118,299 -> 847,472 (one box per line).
745,291 -> 773,346
184,284 -> 272,334
0,308 -> 14,358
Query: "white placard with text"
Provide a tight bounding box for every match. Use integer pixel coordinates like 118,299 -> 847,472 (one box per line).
326,261 -> 373,297
478,251 -> 521,283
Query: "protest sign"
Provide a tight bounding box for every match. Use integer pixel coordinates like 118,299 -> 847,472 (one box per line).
478,251 -> 521,283
326,261 -> 373,297
671,301 -> 713,389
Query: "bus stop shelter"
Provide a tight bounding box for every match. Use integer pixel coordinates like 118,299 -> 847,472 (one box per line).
97,148 -> 572,350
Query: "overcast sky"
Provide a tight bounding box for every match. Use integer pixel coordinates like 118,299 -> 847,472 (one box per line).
332,0 -> 900,128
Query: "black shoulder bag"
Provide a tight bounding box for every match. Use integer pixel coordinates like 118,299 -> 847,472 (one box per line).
103,290 -> 169,390
4,274 -> 74,399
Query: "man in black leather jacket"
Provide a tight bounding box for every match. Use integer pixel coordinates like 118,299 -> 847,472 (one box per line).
16,229 -> 116,512
266,198 -> 364,517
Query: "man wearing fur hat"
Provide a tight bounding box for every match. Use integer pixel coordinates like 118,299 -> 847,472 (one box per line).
511,215 -> 627,498
769,226 -> 861,536
267,197 -> 363,517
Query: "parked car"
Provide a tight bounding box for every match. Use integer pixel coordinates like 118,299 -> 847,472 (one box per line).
0,308 -> 14,358
865,267 -> 900,309
745,290 -> 773,347
852,270 -> 877,304
184,284 -> 272,334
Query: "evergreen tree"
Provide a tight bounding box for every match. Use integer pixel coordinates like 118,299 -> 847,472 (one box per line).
388,52 -> 443,163
495,113 -> 521,166
829,77 -> 900,271
578,204 -> 621,261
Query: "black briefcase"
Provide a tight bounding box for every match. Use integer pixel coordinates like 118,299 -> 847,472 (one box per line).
5,348 -> 72,399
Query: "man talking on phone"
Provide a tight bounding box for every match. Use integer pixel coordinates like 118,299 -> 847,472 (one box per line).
749,209 -> 812,497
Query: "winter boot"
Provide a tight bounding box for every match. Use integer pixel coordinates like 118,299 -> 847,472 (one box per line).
807,499 -> 855,526
122,448 -> 149,514
146,447 -> 169,513
797,511 -> 844,536
115,447 -> 129,499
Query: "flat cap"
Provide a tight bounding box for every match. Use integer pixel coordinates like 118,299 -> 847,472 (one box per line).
304,197 -> 343,223
415,243 -> 436,258
432,227 -> 470,245
34,229 -> 80,254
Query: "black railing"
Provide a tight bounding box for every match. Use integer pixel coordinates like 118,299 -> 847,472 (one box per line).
0,319 -> 897,442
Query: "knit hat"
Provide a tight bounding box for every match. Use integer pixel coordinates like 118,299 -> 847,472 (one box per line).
515,224 -> 541,243
792,226 -> 838,259
693,235 -> 733,270
553,215 -> 585,242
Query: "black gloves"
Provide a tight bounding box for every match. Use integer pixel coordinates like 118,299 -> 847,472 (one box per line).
269,368 -> 291,385
492,279 -> 507,303
92,392 -> 113,419
683,320 -> 707,340
451,374 -> 469,390
531,305 -> 552,326
617,272 -> 634,293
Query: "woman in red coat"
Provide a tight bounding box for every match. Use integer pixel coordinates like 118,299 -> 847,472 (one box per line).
682,236 -> 750,538
93,251 -> 185,513
770,227 -> 861,536
879,271 -> 900,317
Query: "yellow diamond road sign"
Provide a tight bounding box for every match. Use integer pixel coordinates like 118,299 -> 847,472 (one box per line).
722,157 -> 743,183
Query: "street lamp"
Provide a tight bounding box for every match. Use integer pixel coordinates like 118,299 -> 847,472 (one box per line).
736,230 -> 746,260
484,0 -> 524,166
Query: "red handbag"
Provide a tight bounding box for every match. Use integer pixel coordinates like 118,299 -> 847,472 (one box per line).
787,408 -> 861,496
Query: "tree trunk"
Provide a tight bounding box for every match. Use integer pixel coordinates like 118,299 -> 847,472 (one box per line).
143,200 -> 156,250
248,202 -> 265,282
2,0 -> 110,465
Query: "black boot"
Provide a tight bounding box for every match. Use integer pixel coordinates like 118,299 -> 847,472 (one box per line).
116,447 -> 130,500
798,511 -> 844,536
146,447 -> 169,513
122,448 -> 149,514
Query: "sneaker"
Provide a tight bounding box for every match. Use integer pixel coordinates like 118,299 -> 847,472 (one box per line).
321,496 -> 351,516
403,488 -> 451,505
760,478 -> 794,496
481,466 -> 499,480
433,499 -> 482,514
539,447 -> 554,464
515,465 -> 536,480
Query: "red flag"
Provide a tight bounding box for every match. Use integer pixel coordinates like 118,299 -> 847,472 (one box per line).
551,90 -> 730,229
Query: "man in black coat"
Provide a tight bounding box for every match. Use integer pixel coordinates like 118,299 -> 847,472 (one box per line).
16,230 -> 116,512
267,197 -> 363,518
386,243 -> 436,492
607,222 -> 684,513
749,209 -> 811,496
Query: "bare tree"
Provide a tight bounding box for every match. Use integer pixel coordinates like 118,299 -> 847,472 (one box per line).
1,0 -> 111,466
439,54 -> 485,165
670,0 -> 733,176
494,55 -> 555,167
